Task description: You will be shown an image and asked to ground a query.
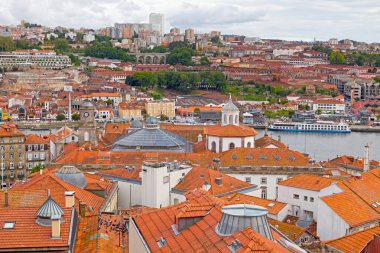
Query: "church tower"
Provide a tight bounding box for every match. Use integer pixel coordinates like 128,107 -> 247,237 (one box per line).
78,101 -> 97,146
221,95 -> 239,126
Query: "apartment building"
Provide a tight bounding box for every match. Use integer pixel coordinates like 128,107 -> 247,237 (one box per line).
25,134 -> 49,172
0,123 -> 26,188
145,100 -> 175,119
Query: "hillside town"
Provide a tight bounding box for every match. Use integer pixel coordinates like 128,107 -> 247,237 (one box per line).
0,10 -> 380,253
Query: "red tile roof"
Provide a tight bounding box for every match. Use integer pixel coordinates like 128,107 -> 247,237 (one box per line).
255,135 -> 287,149
0,206 -> 73,250
221,193 -> 287,216
278,174 -> 336,191
25,134 -> 49,144
133,189 -> 291,253
173,167 -> 255,196
323,226 -> 380,253
205,124 -> 258,137
0,123 -> 24,137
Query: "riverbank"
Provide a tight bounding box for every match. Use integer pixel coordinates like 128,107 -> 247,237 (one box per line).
350,125 -> 380,133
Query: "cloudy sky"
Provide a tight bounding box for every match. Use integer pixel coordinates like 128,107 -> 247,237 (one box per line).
1,0 -> 379,42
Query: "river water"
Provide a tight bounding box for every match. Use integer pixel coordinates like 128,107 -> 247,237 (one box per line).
22,128 -> 380,162
258,130 -> 380,162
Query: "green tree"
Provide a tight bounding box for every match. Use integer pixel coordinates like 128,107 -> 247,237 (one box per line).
0,36 -> 15,51
329,51 -> 346,65
106,99 -> 114,106
71,113 -> 80,121
54,39 -> 69,52
316,109 -> 322,115
200,56 -> 211,66
160,114 -> 168,121
69,54 -> 80,66
167,48 -> 193,65
169,41 -> 191,51
30,163 -> 44,174
56,114 -> 66,121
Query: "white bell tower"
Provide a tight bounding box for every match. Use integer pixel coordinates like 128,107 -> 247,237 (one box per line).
221,94 -> 239,126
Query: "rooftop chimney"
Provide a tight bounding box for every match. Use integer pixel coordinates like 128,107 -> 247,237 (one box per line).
364,144 -> 370,172
4,190 -> 8,207
214,177 -> 222,185
65,191 -> 75,208
202,181 -> 211,191
51,214 -> 61,239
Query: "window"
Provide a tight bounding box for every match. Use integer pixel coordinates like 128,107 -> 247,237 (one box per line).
10,163 -> 14,169
247,142 -> 252,148
18,145 -> 21,150
18,153 -> 21,158
261,177 -> 267,184
18,162 -> 22,169
40,153 -> 45,160
293,194 -> 299,199
27,163 -> 32,169
40,145 -> 44,150
34,145 -> 38,150
163,176 -> 169,184
277,178 -> 283,183
9,154 -> 13,159
261,187 -> 267,199
304,196 -> 308,201
310,197 -> 314,202
72,136 -> 75,141
211,141 -> 216,152
9,146 -> 14,150
2,222 -> 15,229
245,177 -> 251,183
229,143 -> 235,150
173,198 -> 179,204
28,145 -> 32,151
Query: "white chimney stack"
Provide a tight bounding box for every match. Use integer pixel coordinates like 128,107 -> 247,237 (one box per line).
65,191 -> 75,207
364,144 -> 370,172
51,214 -> 61,238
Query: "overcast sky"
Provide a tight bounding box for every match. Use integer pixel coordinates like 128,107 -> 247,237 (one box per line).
1,0 -> 379,42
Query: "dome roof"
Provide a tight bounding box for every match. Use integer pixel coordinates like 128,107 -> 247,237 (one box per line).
81,100 -> 94,108
111,128 -> 189,152
55,165 -> 87,189
130,119 -> 143,129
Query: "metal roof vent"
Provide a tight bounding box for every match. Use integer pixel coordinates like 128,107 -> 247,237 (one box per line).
216,204 -> 273,240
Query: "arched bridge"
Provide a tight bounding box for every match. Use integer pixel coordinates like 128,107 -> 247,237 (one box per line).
127,53 -> 169,64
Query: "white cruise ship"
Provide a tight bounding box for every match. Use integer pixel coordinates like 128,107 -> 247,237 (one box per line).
268,121 -> 351,133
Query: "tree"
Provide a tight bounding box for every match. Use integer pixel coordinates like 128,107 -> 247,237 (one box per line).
316,109 -> 322,115
160,114 -> 168,121
0,36 -> 15,51
69,54 -> 80,66
56,114 -> 66,121
329,51 -> 346,65
106,99 -> 114,106
71,113 -> 80,121
167,48 -> 193,65
30,163 -> 44,174
200,56 -> 211,66
54,39 -> 69,52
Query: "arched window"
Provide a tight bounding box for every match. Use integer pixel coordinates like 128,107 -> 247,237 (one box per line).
229,115 -> 233,124
211,141 -> 217,152
235,115 -> 238,124
223,115 -> 227,124
229,142 -> 235,150
247,142 -> 251,148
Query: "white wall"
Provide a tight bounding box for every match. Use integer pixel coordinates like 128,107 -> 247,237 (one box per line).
229,174 -> 288,200
317,199 -> 349,240
129,219 -> 149,253
277,185 -> 320,220
117,181 -> 142,209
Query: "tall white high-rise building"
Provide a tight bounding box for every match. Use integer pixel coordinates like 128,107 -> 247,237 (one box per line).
149,13 -> 164,36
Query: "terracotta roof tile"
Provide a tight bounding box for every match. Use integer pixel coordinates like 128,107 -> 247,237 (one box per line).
221,193 -> 287,216
323,225 -> 380,253
0,206 -> 72,250
173,167 -> 255,196
278,174 -> 336,191
205,124 -> 258,137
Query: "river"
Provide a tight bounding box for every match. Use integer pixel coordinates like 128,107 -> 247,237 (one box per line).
22,128 -> 380,162
258,130 -> 380,161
